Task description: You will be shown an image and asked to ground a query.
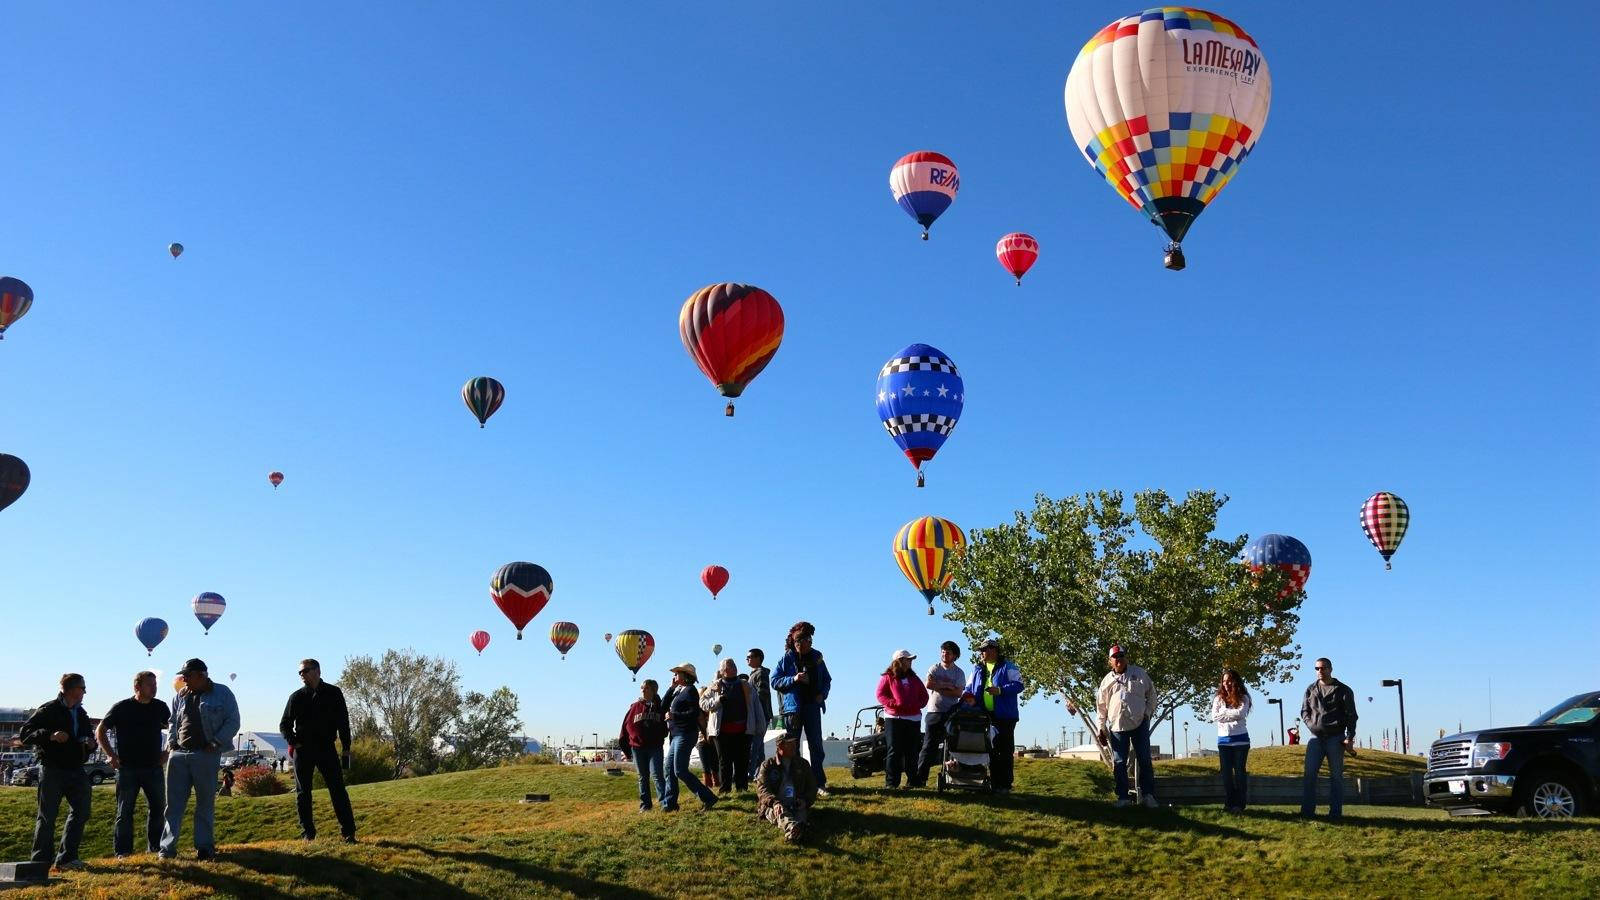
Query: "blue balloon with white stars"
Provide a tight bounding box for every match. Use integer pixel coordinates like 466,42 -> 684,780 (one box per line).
875,343 -> 964,486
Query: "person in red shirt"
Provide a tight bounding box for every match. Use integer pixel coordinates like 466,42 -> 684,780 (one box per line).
618,680 -> 669,811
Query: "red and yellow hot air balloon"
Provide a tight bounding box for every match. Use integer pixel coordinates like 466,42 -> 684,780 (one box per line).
614,629 -> 655,681
470,630 -> 491,655
701,565 -> 729,600
679,283 -> 784,417
893,516 -> 966,615
996,233 -> 1039,285
550,621 -> 579,659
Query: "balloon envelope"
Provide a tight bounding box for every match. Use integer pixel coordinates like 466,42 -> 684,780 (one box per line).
1360,492 -> 1410,569
876,344 -> 964,485
470,630 -> 491,655
0,276 -> 34,339
614,630 -> 655,680
135,617 -> 169,656
550,621 -> 579,658
462,376 -> 505,428
996,233 -> 1039,285
490,562 -> 553,638
603,632 -> 613,643
268,471 -> 284,489
678,283 -> 784,413
1243,534 -> 1311,602
168,243 -> 184,258
893,516 -> 966,614
711,643 -> 722,657
192,592 -> 226,634
0,454 -> 29,513
1064,9 -> 1271,253
701,565 -> 729,599
889,151 -> 960,238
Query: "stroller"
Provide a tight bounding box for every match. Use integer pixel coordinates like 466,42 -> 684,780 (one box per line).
847,705 -> 887,779
937,705 -> 994,793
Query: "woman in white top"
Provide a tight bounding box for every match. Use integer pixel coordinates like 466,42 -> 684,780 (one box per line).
1210,668 -> 1252,813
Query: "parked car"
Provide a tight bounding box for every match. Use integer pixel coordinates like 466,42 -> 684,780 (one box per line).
10,764 -> 40,787
1425,690 -> 1599,819
846,705 -> 886,779
9,759 -> 117,787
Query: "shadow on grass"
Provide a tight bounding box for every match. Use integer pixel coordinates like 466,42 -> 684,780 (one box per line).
374,839 -> 663,899
1240,807 -> 1600,833
111,848 -> 474,899
814,806 -> 1060,853
938,790 -> 1258,840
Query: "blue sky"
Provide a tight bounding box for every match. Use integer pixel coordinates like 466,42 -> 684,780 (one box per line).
3,3 -> 1595,754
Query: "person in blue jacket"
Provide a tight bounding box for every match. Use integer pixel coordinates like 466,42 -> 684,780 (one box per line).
965,638 -> 1023,793
771,621 -> 832,797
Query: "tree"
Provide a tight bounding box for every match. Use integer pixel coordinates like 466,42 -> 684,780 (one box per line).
443,686 -> 525,772
340,648 -> 461,777
943,490 -> 1302,762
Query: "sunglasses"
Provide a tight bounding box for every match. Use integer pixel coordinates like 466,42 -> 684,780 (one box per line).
298,669 -> 316,675
1313,666 -> 1327,671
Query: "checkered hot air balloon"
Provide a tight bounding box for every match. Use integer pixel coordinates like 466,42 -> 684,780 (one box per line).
192,592 -> 226,634
889,151 -> 959,240
1065,8 -> 1271,270
996,233 -> 1039,285
135,617 -> 169,657
894,516 -> 967,615
701,565 -> 729,600
462,376 -> 505,428
550,621 -> 579,660
614,630 -> 655,682
470,630 -> 491,656
1242,534 -> 1310,604
1360,492 -> 1410,570
877,344 -> 964,487
679,283 -> 784,417
0,276 -> 34,340
490,562 -> 553,639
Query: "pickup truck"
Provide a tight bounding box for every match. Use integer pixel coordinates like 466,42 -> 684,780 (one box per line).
1424,690 -> 1599,818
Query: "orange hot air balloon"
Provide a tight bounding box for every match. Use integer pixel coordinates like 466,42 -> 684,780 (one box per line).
678,283 -> 784,417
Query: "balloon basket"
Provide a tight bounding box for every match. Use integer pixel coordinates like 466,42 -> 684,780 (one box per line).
479,423 -> 485,429
516,633 -> 523,640
1385,562 -> 1392,571
921,231 -> 929,241
916,471 -> 925,488
926,605 -> 934,616
1163,243 -> 1186,271
724,402 -> 735,417
1015,278 -> 1022,286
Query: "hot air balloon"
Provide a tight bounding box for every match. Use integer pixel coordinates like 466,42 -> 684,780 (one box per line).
1064,8 -> 1272,270
893,516 -> 966,615
229,673 -> 237,682
679,283 -> 784,417
0,276 -> 34,340
169,243 -> 184,259
876,344 -> 964,487
889,151 -> 960,240
1243,534 -> 1311,604
470,630 -> 491,656
268,471 -> 284,490
603,632 -> 613,644
462,376 -> 505,428
135,618 -> 169,656
711,643 -> 723,658
0,454 -> 29,513
172,675 -> 186,694
490,562 -> 553,639
1360,492 -> 1410,570
550,621 -> 579,659
192,592 -> 227,634
614,630 -> 655,681
701,565 -> 729,600
996,233 -> 1039,285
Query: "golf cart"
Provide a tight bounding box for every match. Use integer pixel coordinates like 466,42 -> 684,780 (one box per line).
847,705 -> 886,779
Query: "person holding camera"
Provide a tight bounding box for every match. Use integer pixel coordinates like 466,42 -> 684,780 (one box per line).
772,621 -> 833,797
279,658 -> 356,843
754,733 -> 817,842
20,673 -> 97,870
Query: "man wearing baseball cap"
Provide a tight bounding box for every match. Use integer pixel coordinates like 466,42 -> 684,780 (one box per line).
660,662 -> 717,812
1095,645 -> 1159,809
964,638 -> 1023,793
754,732 -> 817,842
161,658 -> 239,859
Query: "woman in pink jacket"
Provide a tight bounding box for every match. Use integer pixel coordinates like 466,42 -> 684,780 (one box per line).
876,650 -> 930,789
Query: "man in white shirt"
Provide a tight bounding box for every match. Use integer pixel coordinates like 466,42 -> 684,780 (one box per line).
912,641 -> 966,787
1095,645 -> 1159,808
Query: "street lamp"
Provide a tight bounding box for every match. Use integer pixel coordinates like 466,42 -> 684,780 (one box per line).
1381,678 -> 1408,754
1266,698 -> 1286,746
1182,722 -> 1189,757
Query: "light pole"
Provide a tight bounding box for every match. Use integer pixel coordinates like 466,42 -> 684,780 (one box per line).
1182,722 -> 1189,757
1267,698 -> 1285,746
1382,679 -> 1407,754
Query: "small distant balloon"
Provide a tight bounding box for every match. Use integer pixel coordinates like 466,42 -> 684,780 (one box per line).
1359,492 -> 1410,570
169,243 -> 184,259
192,592 -> 226,634
550,621 -> 579,660
135,617 -> 169,656
996,233 -> 1039,286
711,643 -> 722,657
268,471 -> 284,490
701,565 -> 729,600
0,276 -> 34,341
470,630 -> 491,656
0,454 -> 30,513
462,376 -> 505,428
230,673 -> 237,682
603,632 -> 613,643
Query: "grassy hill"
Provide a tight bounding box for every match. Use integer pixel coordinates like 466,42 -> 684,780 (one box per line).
1,750 -> 1593,898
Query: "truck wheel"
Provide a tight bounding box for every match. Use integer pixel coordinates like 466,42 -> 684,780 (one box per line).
91,772 -> 106,785
851,763 -> 870,780
1517,771 -> 1583,819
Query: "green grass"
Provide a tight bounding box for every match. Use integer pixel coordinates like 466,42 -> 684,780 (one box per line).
1154,745 -> 1427,778
0,749 -> 1593,898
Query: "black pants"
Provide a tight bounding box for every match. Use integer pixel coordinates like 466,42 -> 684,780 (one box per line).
990,720 -> 1017,790
293,747 -> 356,838
913,712 -> 947,786
715,733 -> 748,790
32,766 -> 90,864
885,718 -> 921,787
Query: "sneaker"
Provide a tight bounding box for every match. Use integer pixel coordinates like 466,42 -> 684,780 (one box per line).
158,852 -> 177,860
342,835 -> 357,844
638,803 -> 652,812
53,859 -> 88,871
299,833 -> 316,842
196,850 -> 217,862
1113,797 -> 1132,808
700,794 -> 719,812
661,805 -> 679,813
1142,794 -> 1160,809
815,787 -> 830,799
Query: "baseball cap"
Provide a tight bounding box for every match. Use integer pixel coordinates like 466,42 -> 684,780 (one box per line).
975,638 -> 1000,652
1108,645 -> 1125,659
179,658 -> 209,675
892,649 -> 916,661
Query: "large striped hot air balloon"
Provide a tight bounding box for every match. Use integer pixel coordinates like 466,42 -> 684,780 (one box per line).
1360,492 -> 1410,570
490,562 -> 553,639
701,565 -> 729,600
462,377 -> 505,428
889,151 -> 960,240
1243,534 -> 1310,604
135,618 -> 169,657
192,592 -> 226,634
550,621 -> 579,659
679,283 -> 784,417
0,277 -> 34,340
614,630 -> 655,681
1064,8 -> 1271,270
893,516 -> 967,615
996,233 -> 1039,285
0,454 -> 29,513
876,344 -> 964,487
470,630 -> 491,656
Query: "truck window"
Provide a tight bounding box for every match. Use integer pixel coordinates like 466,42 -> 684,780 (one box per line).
1530,694 -> 1600,726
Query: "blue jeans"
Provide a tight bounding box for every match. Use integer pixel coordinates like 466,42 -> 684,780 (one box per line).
632,743 -> 665,808
1218,743 -> 1249,809
162,750 -> 221,855
749,727 -> 768,775
782,705 -> 827,788
32,766 -> 91,864
114,765 -> 166,855
1108,719 -> 1156,801
663,733 -> 714,809
1302,735 -> 1345,816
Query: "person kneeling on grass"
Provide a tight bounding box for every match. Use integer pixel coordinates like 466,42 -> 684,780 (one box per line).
755,733 -> 817,843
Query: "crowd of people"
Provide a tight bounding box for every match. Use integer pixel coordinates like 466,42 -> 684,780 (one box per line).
14,657 -> 359,871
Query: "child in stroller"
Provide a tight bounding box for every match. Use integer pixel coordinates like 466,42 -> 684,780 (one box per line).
938,692 -> 993,793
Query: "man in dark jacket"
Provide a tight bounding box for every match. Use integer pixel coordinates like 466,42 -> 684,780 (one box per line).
95,670 -> 171,857
746,649 -> 773,775
618,679 -> 668,811
1299,657 -> 1359,819
660,663 -> 718,812
279,658 -> 356,842
20,673 -> 96,870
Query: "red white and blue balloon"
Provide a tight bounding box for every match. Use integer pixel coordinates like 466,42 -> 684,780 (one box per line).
889,151 -> 959,240
876,343 -> 964,487
192,592 -> 227,634
1242,534 -> 1311,602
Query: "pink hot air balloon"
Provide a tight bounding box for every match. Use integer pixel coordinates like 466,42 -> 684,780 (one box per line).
268,471 -> 284,490
470,630 -> 491,656
603,632 -> 613,643
996,233 -> 1039,285
701,565 -> 729,600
